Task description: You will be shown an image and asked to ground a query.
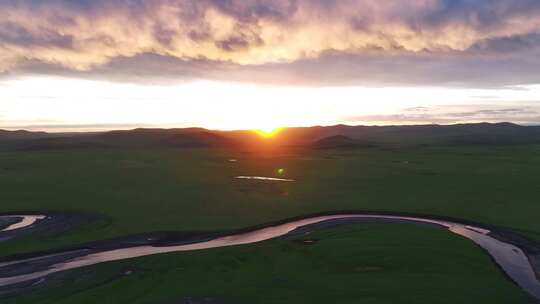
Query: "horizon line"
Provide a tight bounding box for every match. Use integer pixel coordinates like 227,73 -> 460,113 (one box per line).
1,121 -> 536,134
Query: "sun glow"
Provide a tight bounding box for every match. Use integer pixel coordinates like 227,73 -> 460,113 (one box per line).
254,127 -> 282,138
2,77 -> 540,132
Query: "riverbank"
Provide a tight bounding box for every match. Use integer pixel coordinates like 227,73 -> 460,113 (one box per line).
1,211 -> 539,301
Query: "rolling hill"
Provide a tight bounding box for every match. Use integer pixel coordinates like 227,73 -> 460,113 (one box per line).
1,123 -> 540,151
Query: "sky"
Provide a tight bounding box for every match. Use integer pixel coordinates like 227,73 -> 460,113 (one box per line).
1,0 -> 540,131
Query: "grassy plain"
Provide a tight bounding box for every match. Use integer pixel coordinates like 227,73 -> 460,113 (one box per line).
0,144 -> 539,302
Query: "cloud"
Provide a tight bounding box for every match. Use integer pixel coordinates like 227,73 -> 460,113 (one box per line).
1,0 -> 540,86
345,105 -> 540,125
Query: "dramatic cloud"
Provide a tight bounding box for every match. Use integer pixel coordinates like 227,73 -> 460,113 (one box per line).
1,0 -> 540,86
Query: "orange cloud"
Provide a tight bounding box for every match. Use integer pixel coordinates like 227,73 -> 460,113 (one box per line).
1,0 -> 540,74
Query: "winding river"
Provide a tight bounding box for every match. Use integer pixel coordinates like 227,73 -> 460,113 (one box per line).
0,214 -> 539,300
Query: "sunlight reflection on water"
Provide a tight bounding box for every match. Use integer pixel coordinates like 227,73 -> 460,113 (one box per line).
235,176 -> 295,182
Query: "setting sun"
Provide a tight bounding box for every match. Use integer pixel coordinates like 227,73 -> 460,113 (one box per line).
254,127 -> 282,138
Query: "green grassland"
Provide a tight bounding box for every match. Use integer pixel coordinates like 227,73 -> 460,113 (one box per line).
1,145 -> 540,252
1,144 -> 539,303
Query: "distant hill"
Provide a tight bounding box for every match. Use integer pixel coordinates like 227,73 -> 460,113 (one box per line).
0,130 -> 49,141
270,122 -> 540,147
94,128 -> 235,148
1,123 -> 540,151
0,128 -> 236,151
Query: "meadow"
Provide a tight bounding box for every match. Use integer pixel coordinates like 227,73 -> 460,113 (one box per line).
1,144 -> 539,302
3,224 -> 529,304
